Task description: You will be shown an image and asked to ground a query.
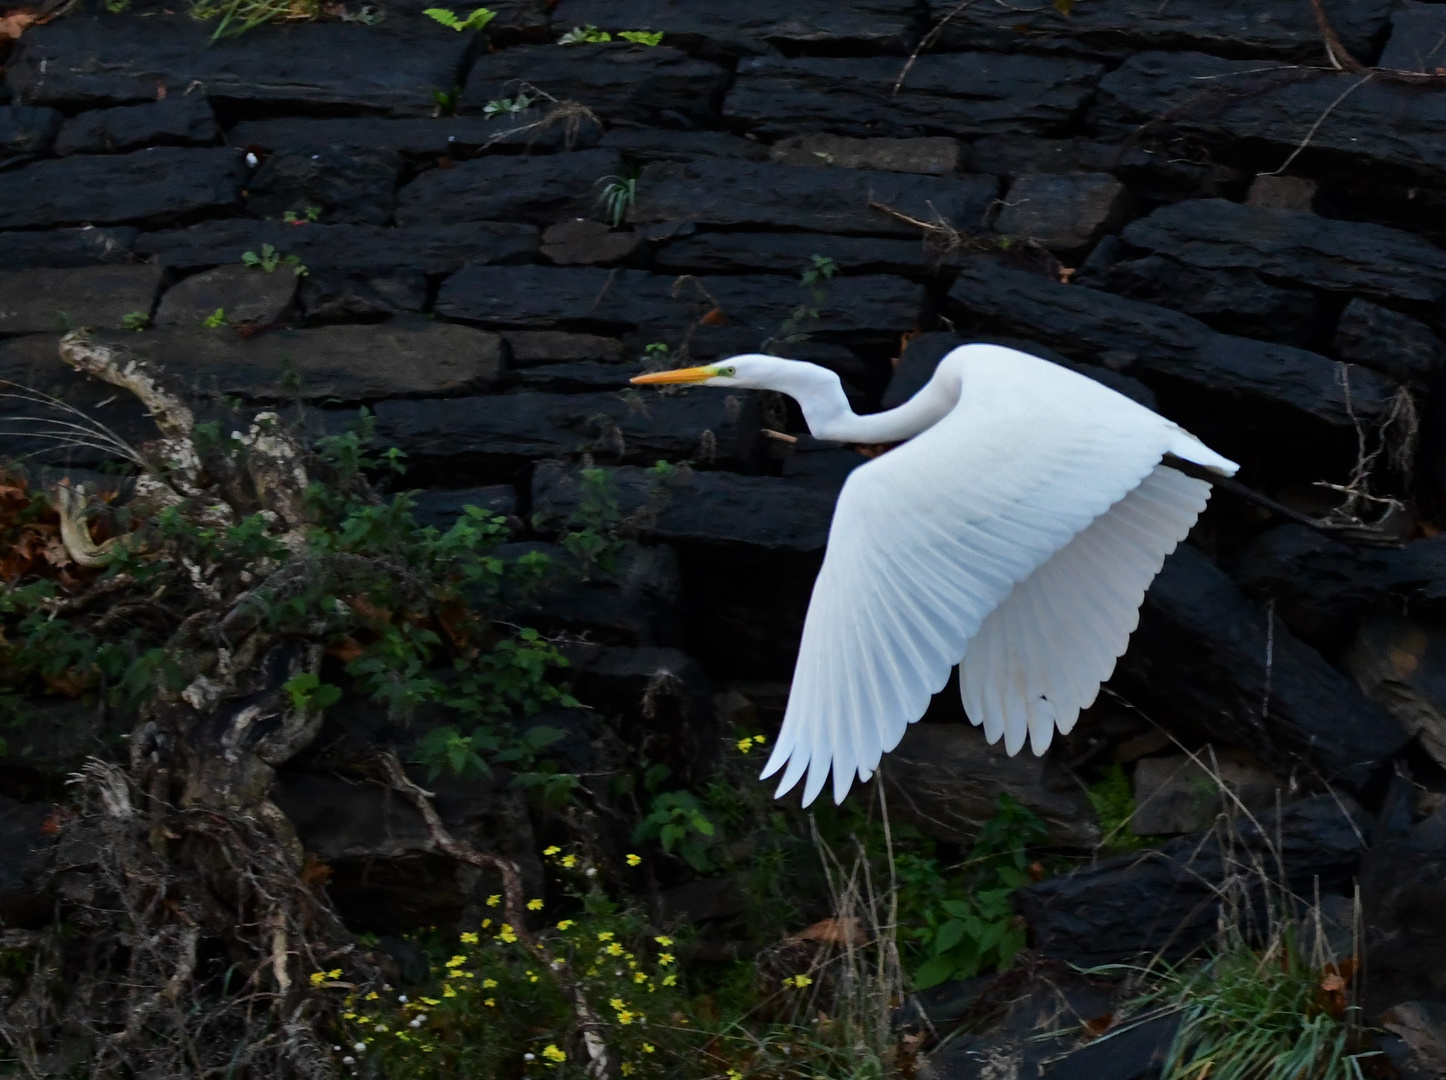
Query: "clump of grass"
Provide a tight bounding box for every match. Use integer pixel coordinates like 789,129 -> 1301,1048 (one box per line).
191,0 -> 318,41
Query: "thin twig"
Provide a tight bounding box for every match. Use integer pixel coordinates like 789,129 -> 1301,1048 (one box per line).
892,0 -> 982,95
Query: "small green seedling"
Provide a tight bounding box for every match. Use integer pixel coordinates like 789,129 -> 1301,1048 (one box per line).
119,311 -> 150,332
203,308 -> 228,328
282,672 -> 342,712
423,6 -> 496,31
618,30 -> 662,45
482,92 -> 533,118
596,173 -> 637,226
558,24 -> 610,44
282,205 -> 322,224
432,85 -> 461,114
801,253 -> 839,287
242,243 -> 307,276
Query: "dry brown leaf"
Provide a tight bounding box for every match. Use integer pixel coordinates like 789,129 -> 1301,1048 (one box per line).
0,10 -> 39,40
790,917 -> 866,947
699,307 -> 727,326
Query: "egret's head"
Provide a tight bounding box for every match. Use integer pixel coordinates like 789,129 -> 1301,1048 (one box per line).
629,354 -> 793,391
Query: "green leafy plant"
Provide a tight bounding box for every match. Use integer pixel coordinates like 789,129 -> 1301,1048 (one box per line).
422,6 -> 496,31
282,205 -> 322,224
596,168 -> 639,227
282,671 -> 342,712
482,92 -> 533,118
618,30 -> 663,45
119,311 -> 150,332
203,308 -> 228,328
633,788 -> 716,872
1088,761 -> 1151,851
242,242 -> 307,275
896,794 -> 1046,988
432,85 -> 462,114
190,0 -> 319,41
557,23 -> 611,43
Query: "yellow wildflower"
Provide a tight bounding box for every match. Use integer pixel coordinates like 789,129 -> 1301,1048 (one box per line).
605,943 -> 624,956
617,1010 -> 635,1025
625,853 -> 642,866
327,968 -> 342,979
482,978 -> 498,989
654,936 -> 673,947
727,1070 -> 743,1080
753,734 -> 767,745
527,898 -> 544,911
443,984 -> 457,998
642,1043 -> 655,1053
482,918 -> 492,929
484,997 -> 496,1007
543,845 -> 562,856
662,974 -> 677,987
486,894 -> 501,907
557,919 -> 575,931
788,974 -> 813,988
542,1045 -> 567,1064
560,854 -> 577,868
621,1064 -> 635,1076
497,924 -> 519,944
736,737 -> 754,753
658,953 -> 674,966
530,974 -> 540,983
420,997 -> 440,1006
365,991 -> 379,1001
609,997 -> 625,1010
597,931 -> 615,941
634,972 -> 647,983
308,972 -> 326,987
445,955 -> 466,968
460,932 -> 479,944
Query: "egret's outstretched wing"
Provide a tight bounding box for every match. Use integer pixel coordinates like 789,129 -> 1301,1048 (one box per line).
760,347 -> 1215,806
960,462 -> 1212,756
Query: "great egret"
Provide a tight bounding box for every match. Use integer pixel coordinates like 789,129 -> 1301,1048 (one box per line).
631,345 -> 1239,806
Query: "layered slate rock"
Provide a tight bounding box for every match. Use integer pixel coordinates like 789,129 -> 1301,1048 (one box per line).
1335,299 -> 1446,385
153,265 -> 299,328
7,14 -> 474,115
1378,1 -> 1446,73
1097,52 -> 1446,184
631,159 -> 998,237
935,0 -> 1396,60
462,43 -> 729,128
137,220 -> 539,274
362,390 -> 759,466
228,115 -> 600,157
725,53 -> 1103,139
1121,544 -> 1407,789
1077,247 -> 1320,347
1121,199 -> 1446,306
654,232 -> 931,276
532,461 -> 842,552
0,266 -> 162,335
769,134 -> 960,175
53,95 -> 217,156
598,128 -> 770,164
437,265 -> 921,339
395,149 -> 622,226
100,321 -> 503,402
2,227 -> 138,269
1015,796 -> 1366,966
0,104 -> 61,159
946,259 -> 1398,429
246,147 -> 403,227
883,723 -> 1101,849
548,0 -> 923,54
993,172 -> 1128,250
0,147 -> 246,229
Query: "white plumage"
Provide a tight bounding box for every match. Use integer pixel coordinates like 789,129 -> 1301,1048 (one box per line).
632,344 -> 1238,806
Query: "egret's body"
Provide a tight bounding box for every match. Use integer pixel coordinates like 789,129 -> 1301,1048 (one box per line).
632,345 -> 1239,807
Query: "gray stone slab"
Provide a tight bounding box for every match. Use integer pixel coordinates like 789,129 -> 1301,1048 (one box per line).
0,265 -> 162,336
395,149 -> 622,226
994,172 -> 1128,250
154,265 -> 299,328
54,95 -> 217,155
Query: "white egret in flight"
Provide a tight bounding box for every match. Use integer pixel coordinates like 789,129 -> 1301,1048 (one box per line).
631,345 -> 1238,807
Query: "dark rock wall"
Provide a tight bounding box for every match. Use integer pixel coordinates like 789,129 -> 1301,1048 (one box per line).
5,0 -> 1446,1001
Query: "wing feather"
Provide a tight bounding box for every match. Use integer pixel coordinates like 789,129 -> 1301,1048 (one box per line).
959,463 -> 1212,752
761,346 -> 1207,804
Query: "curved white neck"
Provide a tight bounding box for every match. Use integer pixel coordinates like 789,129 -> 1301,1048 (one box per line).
785,364 -> 959,444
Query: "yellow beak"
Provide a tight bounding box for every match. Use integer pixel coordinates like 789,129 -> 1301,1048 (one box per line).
630,366 -> 718,386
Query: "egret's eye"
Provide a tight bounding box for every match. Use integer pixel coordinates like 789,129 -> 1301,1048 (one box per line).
716,366 -> 736,377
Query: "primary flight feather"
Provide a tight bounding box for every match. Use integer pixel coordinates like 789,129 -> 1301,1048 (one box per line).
632,344 -> 1238,807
